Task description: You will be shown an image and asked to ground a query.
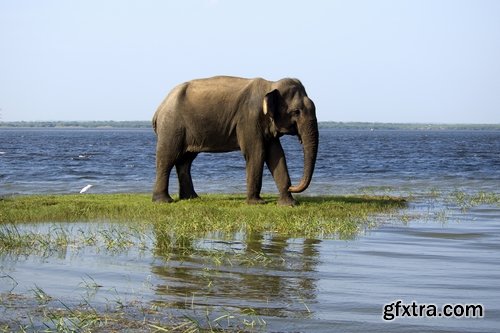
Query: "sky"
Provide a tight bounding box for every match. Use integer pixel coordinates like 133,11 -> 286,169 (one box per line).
1,0 -> 499,123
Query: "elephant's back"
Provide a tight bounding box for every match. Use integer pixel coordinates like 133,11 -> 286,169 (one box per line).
157,76 -> 267,111
152,75 -> 269,140
182,76 -> 254,99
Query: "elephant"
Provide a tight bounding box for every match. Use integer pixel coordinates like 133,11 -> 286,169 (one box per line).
152,76 -> 319,206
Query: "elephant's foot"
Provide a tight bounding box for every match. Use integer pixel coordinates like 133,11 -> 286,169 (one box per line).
152,193 -> 174,203
247,196 -> 266,205
179,192 -> 199,200
278,194 -> 298,206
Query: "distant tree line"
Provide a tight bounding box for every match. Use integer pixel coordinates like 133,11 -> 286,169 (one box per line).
319,122 -> 500,131
0,121 -> 152,128
0,120 -> 498,131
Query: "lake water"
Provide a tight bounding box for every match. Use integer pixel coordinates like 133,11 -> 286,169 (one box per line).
1,128 -> 499,196
1,128 -> 499,332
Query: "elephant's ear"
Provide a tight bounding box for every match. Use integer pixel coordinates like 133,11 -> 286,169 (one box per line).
263,89 -> 281,117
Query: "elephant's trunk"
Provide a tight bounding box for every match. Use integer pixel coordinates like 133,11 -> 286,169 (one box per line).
289,119 -> 319,193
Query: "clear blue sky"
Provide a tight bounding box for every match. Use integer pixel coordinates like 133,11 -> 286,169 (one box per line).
1,0 -> 499,123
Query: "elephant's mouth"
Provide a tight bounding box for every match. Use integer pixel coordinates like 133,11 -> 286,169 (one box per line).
294,125 -> 302,143
279,125 -> 300,142
284,125 -> 299,138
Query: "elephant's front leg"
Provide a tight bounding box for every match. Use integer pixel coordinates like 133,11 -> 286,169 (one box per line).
265,139 -> 297,206
243,149 -> 266,205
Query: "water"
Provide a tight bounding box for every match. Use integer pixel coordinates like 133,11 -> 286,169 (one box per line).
1,128 -> 499,331
1,128 -> 499,196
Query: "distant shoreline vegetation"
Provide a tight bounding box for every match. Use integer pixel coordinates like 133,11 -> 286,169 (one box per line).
0,120 -> 152,129
0,120 -> 499,131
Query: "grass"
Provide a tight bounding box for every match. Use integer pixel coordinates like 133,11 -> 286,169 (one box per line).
0,193 -> 406,239
448,190 -> 500,210
0,193 -> 406,332
2,191 -> 498,332
0,286 -> 267,333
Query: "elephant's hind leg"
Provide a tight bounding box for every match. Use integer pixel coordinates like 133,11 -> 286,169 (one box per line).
176,152 -> 199,200
153,157 -> 175,203
153,136 -> 180,203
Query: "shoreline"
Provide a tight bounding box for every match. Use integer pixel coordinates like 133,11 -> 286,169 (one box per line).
1,121 -> 499,131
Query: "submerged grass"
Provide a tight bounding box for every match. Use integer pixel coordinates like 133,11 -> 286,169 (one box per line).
0,193 -> 406,239
0,287 -> 268,333
448,190 -> 500,210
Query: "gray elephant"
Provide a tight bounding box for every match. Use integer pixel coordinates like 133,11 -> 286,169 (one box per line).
152,76 -> 318,205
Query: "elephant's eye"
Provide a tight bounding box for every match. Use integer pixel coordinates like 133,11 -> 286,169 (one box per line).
291,109 -> 301,117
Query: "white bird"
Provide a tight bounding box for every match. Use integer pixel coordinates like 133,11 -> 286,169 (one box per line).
79,184 -> 93,194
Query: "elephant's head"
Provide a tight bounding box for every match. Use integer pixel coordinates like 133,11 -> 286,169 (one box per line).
263,78 -> 319,193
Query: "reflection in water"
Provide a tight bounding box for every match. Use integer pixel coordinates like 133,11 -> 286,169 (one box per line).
1,200 -> 499,332
152,230 -> 320,320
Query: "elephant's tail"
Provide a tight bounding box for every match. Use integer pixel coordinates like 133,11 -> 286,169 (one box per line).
152,112 -> 158,135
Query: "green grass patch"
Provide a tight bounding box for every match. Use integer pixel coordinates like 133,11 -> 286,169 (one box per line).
0,193 -> 407,331
0,193 -> 406,239
449,191 -> 500,209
